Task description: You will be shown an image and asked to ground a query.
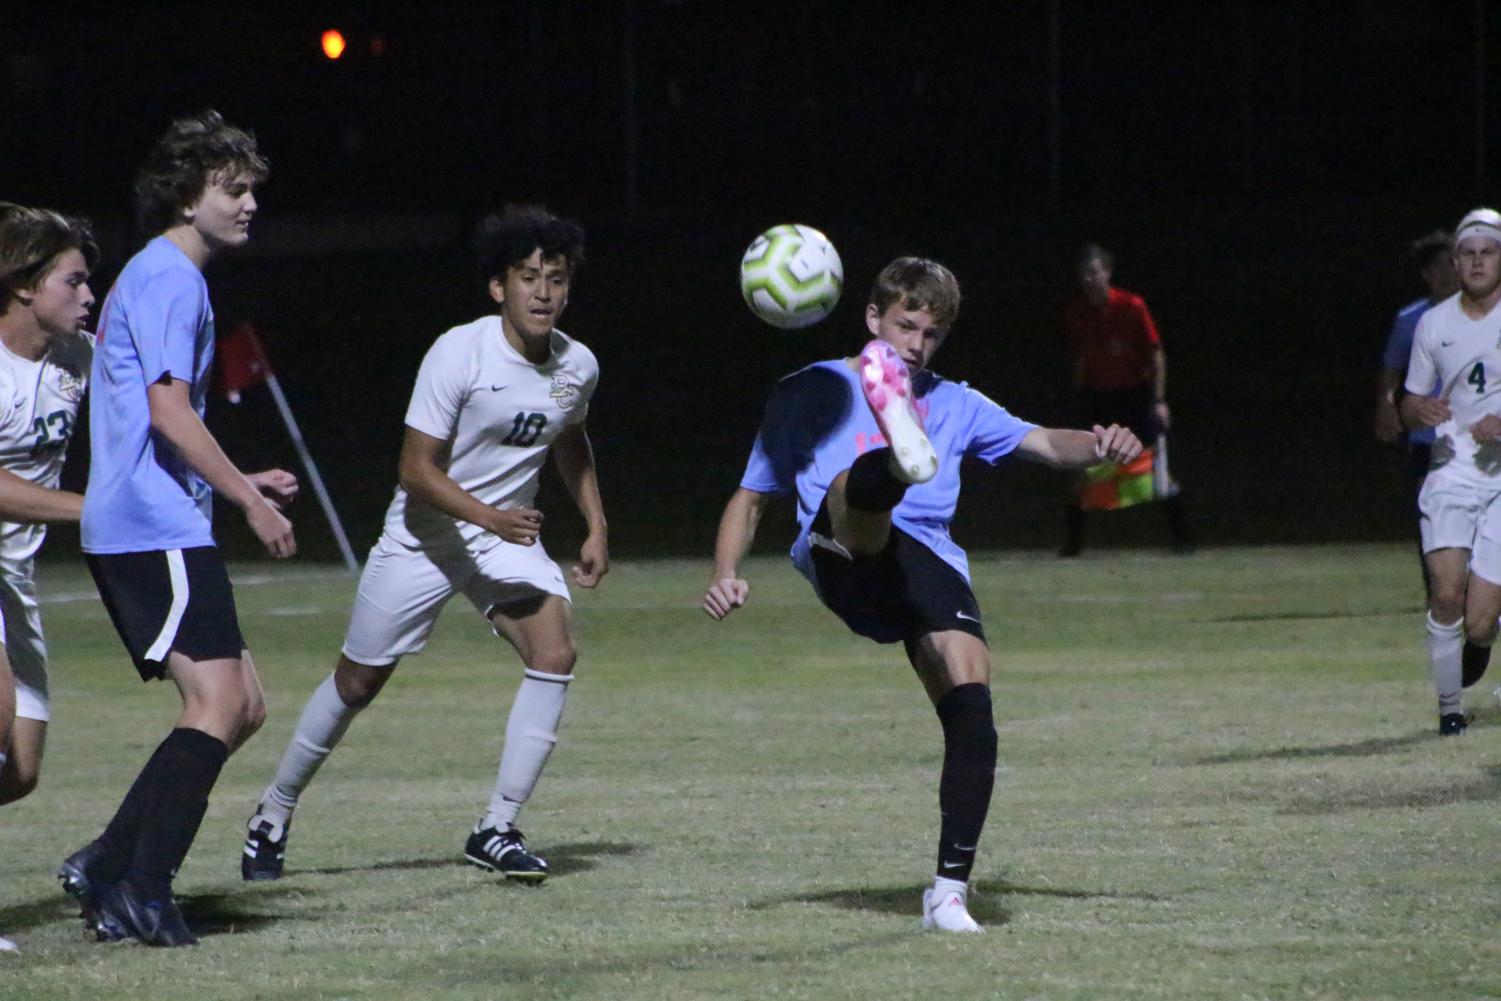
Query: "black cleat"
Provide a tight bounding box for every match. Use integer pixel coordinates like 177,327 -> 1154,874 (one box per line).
58,840 -> 120,935
463,826 -> 549,882
1463,642 -> 1492,688
242,808 -> 289,882
1440,712 -> 1473,736
95,882 -> 197,947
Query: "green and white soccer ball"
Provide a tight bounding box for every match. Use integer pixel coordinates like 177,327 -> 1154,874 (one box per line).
739,224 -> 844,329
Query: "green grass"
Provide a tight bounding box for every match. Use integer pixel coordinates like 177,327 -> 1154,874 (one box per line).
4,544 -> 1500,1000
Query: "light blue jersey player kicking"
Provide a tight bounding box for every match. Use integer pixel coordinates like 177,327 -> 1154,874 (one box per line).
704,257 -> 1142,933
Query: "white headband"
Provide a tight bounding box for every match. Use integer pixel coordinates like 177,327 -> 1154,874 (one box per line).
1455,220 -> 1501,247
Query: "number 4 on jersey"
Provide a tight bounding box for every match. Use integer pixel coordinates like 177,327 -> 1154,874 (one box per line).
1470,362 -> 1487,394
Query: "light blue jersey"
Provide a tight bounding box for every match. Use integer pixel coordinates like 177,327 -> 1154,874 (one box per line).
740,360 -> 1037,583
82,236 -> 216,554
1385,296 -> 1440,447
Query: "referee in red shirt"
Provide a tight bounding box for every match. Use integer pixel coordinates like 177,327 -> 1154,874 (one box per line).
1061,244 -> 1193,556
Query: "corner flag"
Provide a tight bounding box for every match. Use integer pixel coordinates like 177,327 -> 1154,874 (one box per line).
218,323 -> 359,572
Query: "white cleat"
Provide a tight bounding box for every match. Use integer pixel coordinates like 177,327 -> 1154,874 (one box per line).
0,932 -> 17,953
859,340 -> 938,484
921,887 -> 984,933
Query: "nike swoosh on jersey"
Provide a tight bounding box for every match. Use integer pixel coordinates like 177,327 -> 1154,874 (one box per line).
955,610 -> 981,622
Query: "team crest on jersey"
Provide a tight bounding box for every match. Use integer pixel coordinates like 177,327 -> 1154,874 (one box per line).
53,364 -> 85,403
549,375 -> 579,409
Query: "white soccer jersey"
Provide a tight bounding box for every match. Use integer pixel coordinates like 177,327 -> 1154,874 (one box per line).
1407,294 -> 1501,485
382,315 -> 598,551
0,332 -> 92,561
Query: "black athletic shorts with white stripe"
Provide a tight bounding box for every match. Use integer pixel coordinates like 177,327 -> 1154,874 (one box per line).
807,502 -> 986,647
85,546 -> 246,681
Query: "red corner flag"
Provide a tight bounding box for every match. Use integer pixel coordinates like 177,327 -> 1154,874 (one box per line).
219,322 -> 270,403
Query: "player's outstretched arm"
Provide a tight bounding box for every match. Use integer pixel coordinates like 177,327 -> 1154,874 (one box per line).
550,422 -> 609,588
146,378 -> 295,557
1015,424 -> 1143,469
397,426 -> 543,545
1399,393 -> 1452,431
703,487 -> 768,620
0,468 -> 82,524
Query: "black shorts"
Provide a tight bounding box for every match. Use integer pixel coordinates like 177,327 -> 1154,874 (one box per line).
807,503 -> 986,646
86,546 -> 246,681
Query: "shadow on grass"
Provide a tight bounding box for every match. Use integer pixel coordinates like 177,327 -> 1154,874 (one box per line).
752,878 -> 1162,926
1205,605 -> 1422,623
1277,762 -> 1501,815
0,882 -> 306,939
1190,714 -> 1492,767
301,840 -> 637,879
1188,732 -> 1433,765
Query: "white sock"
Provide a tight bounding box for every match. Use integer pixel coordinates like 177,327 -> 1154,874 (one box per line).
1427,613 -> 1465,716
932,875 -> 968,900
261,673 -> 365,823
481,669 -> 572,831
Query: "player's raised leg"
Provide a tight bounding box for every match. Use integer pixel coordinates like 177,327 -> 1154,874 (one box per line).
466,593 -> 576,883
908,629 -> 993,933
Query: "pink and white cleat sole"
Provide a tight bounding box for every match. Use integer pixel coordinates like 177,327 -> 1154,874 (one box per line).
859,340 -> 938,484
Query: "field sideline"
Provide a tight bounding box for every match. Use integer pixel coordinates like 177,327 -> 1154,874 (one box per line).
3,543 -> 1498,1000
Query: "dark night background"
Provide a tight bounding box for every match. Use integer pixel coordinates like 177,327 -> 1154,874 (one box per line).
3,1 -> 1497,563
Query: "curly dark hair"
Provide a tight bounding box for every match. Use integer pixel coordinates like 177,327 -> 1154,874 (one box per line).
134,110 -> 269,234
1410,229 -> 1452,270
473,205 -> 586,283
0,202 -> 98,312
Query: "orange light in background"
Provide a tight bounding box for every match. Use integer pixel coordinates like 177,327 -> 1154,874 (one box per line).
321,29 -> 346,60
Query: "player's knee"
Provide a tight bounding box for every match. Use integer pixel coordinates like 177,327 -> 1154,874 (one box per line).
335,659 -> 392,708
1428,592 -> 1465,624
936,682 -> 997,757
527,643 -> 576,677
241,697 -> 268,739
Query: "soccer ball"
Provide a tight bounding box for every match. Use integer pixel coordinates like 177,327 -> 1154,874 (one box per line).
739,224 -> 844,329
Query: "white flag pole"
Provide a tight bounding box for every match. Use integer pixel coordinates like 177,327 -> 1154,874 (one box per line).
262,372 -> 359,573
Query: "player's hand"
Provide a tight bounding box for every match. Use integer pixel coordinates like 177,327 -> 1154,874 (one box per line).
572,533 -> 609,589
1092,424 -> 1143,464
1152,401 -> 1171,431
1374,403 -> 1403,443
703,578 -> 749,620
247,500 -> 296,558
490,506 -> 543,546
248,469 -> 299,510
1473,414 -> 1501,443
1407,396 -> 1452,428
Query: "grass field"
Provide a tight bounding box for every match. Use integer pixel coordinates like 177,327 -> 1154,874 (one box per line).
3,543 -> 1499,1000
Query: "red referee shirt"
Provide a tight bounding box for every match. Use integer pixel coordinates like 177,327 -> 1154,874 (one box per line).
1065,286 -> 1161,391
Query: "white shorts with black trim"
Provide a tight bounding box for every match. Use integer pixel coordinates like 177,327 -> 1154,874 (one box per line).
341,532 -> 571,667
0,559 -> 49,721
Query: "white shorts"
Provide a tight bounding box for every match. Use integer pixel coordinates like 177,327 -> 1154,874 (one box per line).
1418,471 -> 1501,583
0,560 -> 49,721
341,533 -> 570,667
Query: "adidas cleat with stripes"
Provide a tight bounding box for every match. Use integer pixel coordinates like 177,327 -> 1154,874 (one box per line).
858,339 -> 937,484
464,825 -> 549,883
242,808 -> 289,881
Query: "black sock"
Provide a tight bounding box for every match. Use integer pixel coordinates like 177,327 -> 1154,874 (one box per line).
123,728 -> 229,896
94,736 -> 180,882
934,683 -> 997,884
845,447 -> 908,512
